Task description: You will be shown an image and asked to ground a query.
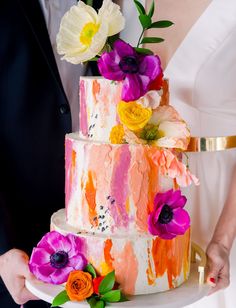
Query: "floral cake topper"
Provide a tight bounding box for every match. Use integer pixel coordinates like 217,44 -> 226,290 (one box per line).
56,0 -> 192,152
56,0 -> 173,101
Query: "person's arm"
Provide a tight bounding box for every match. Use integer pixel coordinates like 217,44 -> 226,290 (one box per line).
0,249 -> 39,305
206,164 -> 236,294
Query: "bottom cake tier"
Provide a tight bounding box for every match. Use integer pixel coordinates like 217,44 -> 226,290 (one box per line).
51,209 -> 191,295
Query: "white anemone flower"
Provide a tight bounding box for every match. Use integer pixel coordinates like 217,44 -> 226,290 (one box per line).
56,0 -> 125,64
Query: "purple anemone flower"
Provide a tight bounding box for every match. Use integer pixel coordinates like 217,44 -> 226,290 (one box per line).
29,231 -> 87,284
98,39 -> 162,102
148,189 -> 190,239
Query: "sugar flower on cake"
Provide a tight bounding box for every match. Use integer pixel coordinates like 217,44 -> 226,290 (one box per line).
148,189 -> 190,239
56,0 -> 125,64
29,231 -> 87,284
98,39 -> 163,101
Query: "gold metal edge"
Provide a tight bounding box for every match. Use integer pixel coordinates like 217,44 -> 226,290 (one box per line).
186,136 -> 236,152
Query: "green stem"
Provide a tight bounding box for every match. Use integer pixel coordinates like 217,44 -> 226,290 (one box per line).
183,152 -> 189,168
137,29 -> 145,47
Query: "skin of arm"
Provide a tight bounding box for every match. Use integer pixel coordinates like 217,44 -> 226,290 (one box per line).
0,249 -> 38,305
206,164 -> 236,293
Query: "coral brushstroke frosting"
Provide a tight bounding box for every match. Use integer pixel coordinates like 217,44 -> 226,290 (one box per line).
65,134 -> 175,235
51,209 -> 191,295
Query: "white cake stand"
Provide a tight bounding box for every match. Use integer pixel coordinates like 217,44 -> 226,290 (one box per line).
26,242 -> 210,308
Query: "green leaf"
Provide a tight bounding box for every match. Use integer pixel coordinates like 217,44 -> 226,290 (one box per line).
139,14 -> 152,29
108,33 -> 120,48
148,0 -> 155,18
99,270 -> 115,295
135,47 -> 154,55
86,0 -> 94,7
148,20 -> 174,29
89,57 -> 99,62
133,0 -> 146,15
51,290 -> 70,307
119,292 -> 130,302
141,37 -> 165,44
101,290 -> 121,303
85,263 -> 97,278
87,297 -> 105,308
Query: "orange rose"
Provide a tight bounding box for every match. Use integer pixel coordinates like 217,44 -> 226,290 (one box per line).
65,270 -> 94,301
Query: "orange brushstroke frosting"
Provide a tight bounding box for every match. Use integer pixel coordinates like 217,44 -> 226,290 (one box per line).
85,171 -> 98,227
92,80 -> 101,102
147,228 -> 190,288
104,239 -> 114,272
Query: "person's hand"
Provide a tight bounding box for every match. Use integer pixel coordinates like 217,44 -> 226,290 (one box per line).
0,249 -> 39,305
206,241 -> 230,295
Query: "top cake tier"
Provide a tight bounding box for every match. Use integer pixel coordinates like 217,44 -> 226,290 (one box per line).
79,77 -> 122,142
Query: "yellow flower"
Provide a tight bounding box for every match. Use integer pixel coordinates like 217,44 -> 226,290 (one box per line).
109,124 -> 125,144
117,101 -> 152,131
56,0 -> 125,64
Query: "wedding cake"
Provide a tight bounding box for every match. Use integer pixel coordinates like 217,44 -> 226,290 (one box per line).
29,1 -> 199,306
51,75 -> 193,295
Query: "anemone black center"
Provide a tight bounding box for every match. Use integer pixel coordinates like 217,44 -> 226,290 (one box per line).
50,251 -> 69,269
119,56 -> 139,74
158,204 -> 173,224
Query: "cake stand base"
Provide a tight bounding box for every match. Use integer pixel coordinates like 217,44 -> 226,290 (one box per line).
26,261 -> 210,308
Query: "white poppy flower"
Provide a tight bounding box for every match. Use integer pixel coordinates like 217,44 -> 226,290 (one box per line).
56,0 -> 125,64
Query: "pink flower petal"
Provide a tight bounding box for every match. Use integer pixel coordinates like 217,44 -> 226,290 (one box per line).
154,189 -> 174,207
122,74 -> 143,101
29,247 -> 50,267
114,39 -> 136,58
69,254 -> 87,270
168,190 -> 187,209
31,264 -> 55,284
37,231 -> 71,253
166,208 -> 190,235
139,55 -> 162,81
66,233 -> 85,256
98,51 -> 125,81
50,267 -> 73,284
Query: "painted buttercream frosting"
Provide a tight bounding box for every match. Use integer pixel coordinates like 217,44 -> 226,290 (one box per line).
65,133 -> 177,235
79,77 -> 122,142
51,209 -> 191,295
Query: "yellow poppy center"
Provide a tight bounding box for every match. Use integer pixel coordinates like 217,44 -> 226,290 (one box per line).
80,22 -> 99,46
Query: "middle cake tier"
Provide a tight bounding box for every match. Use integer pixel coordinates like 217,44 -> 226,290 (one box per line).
65,133 -> 177,235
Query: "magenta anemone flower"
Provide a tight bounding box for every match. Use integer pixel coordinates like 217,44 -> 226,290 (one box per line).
29,231 -> 87,284
98,39 -> 162,101
148,189 -> 190,239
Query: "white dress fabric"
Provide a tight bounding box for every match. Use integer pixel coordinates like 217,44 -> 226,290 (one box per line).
164,0 -> 236,307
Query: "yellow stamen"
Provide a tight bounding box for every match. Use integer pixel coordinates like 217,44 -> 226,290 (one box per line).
80,22 -> 99,46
